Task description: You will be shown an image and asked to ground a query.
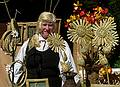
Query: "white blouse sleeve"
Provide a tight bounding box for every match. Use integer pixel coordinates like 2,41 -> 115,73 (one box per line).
59,40 -> 79,85
12,39 -> 29,84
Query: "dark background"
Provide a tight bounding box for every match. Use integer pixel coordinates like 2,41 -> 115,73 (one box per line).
0,0 -> 73,22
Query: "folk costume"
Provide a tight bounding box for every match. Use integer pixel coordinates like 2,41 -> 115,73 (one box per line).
12,12 -> 79,87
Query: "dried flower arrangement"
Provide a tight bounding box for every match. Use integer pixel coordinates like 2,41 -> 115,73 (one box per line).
64,0 -> 119,85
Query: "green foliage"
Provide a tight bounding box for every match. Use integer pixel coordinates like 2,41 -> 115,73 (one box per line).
113,56 -> 120,68
108,0 -> 120,67
109,0 -> 120,28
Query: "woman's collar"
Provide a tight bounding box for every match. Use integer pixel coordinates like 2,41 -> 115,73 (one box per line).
38,34 -> 46,41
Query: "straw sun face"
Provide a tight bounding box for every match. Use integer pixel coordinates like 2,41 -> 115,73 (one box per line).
67,19 -> 94,50
91,17 -> 119,48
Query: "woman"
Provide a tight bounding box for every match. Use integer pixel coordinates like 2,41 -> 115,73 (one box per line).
12,12 -> 79,87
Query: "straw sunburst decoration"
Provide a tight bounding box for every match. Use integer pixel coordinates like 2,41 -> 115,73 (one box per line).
47,33 -> 65,53
67,19 -> 94,50
91,17 -> 119,49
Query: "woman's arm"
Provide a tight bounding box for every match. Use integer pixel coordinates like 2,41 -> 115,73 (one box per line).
11,39 -> 29,84
59,40 -> 80,84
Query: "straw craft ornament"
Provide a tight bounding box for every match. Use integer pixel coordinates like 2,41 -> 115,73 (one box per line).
65,1 -> 119,54
67,19 -> 94,52
92,17 -> 118,46
47,33 -> 65,53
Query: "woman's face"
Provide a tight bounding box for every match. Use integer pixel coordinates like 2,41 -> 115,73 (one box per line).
39,21 -> 54,39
